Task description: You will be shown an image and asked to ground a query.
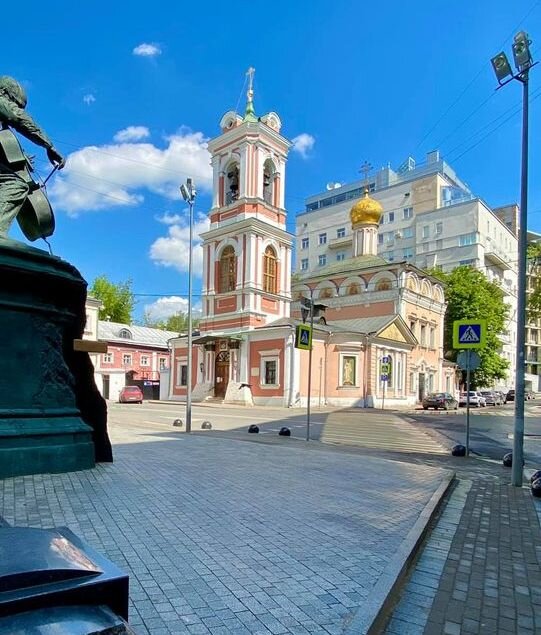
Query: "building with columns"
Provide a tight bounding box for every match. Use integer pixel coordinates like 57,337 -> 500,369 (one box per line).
168,79 -> 453,408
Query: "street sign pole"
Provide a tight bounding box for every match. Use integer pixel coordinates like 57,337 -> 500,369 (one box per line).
382,378 -> 386,411
466,349 -> 471,457
306,291 -> 314,442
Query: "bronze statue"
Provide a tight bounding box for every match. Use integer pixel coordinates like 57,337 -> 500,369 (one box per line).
0,76 -> 65,240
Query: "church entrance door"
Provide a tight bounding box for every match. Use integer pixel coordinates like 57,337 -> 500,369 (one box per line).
215,351 -> 230,399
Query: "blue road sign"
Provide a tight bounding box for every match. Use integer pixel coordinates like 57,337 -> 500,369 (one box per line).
453,319 -> 486,349
382,355 -> 390,364
380,374 -> 389,382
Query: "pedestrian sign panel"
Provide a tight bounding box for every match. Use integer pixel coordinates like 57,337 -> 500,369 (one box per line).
295,324 -> 312,350
452,319 -> 486,349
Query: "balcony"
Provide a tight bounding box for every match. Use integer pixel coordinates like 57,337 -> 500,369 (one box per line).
484,239 -> 512,270
328,235 -> 353,250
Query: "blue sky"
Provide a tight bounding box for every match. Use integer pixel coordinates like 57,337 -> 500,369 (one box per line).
3,0 -> 540,322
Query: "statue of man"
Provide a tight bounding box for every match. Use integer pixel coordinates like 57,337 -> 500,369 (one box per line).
0,76 -> 65,237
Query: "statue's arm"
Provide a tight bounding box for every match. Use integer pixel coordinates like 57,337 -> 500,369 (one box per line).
0,97 -> 54,150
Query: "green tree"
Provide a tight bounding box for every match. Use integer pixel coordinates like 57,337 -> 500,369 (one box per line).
90,275 -> 135,323
429,266 -> 510,388
142,311 -> 200,333
527,242 -> 541,320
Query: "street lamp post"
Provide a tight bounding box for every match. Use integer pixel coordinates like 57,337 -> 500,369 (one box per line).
491,32 -> 536,487
180,177 -> 197,434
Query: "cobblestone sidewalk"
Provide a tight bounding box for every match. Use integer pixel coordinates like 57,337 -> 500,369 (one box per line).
385,470 -> 541,635
0,432 -> 451,635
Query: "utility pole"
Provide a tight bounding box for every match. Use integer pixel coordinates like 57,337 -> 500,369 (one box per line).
491,32 -> 536,486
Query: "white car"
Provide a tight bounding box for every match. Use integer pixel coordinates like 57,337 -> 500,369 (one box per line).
459,391 -> 486,407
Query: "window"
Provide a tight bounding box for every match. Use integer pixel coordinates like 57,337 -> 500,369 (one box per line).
122,354 -> 132,366
409,320 -> 416,336
403,248 -> 414,259
436,239 -> 443,250
422,242 -> 429,253
420,325 -> 427,346
318,254 -> 327,267
386,232 -> 394,243
435,222 -> 443,235
388,212 -> 395,223
347,283 -> 360,295
103,352 -> 113,363
176,363 -> 187,386
376,278 -> 392,291
386,251 -> 395,262
261,358 -> 278,386
159,358 -> 167,371
119,328 -> 132,339
403,207 -> 413,219
219,245 -> 236,292
336,252 -> 346,262
301,237 -> 309,249
225,163 -> 240,204
403,227 -> 414,239
341,356 -> 357,387
459,258 -> 476,266
430,327 -> 435,348
319,233 -> 327,245
422,225 -> 429,239
301,258 -> 309,271
263,245 -> 278,294
140,355 -> 149,366
337,227 -> 346,238
459,232 -> 477,246
378,234 -> 384,245
263,159 -> 275,204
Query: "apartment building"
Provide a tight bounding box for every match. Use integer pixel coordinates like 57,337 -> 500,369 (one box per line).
296,152 -> 518,387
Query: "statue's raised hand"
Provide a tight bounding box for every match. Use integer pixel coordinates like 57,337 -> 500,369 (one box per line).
47,147 -> 65,169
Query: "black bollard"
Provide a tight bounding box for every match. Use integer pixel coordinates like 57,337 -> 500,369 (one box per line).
451,444 -> 466,457
173,419 -> 183,427
201,421 -> 212,430
530,470 -> 541,484
503,452 -> 513,467
278,427 -> 291,436
531,478 -> 541,498
248,424 -> 259,434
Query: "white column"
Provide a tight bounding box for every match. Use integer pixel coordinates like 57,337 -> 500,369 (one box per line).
239,143 -> 249,198
279,158 -> 286,209
211,156 -> 220,208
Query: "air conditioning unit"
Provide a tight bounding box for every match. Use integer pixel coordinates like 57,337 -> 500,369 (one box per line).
395,231 -> 403,239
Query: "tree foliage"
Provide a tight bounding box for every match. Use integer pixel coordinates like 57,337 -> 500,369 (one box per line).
527,242 -> 541,321
90,275 -> 135,324
143,312 -> 200,333
428,266 -> 510,388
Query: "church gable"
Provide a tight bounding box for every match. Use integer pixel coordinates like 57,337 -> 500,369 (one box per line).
377,316 -> 417,345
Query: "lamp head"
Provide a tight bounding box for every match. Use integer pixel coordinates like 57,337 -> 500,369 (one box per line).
512,31 -> 533,71
180,184 -> 189,201
491,52 -> 513,83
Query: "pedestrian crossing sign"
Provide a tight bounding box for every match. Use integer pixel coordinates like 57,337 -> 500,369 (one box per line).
453,319 -> 486,349
295,324 -> 312,350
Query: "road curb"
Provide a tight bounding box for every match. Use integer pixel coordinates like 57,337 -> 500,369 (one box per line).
344,470 -> 455,635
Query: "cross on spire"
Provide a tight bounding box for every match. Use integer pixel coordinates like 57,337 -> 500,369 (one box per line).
359,161 -> 372,194
244,67 -> 257,122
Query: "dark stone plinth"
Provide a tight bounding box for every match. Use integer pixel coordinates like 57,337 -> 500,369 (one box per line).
0,526 -> 129,621
0,239 -> 110,477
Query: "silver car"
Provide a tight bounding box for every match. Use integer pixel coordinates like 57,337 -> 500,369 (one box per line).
459,391 -> 486,407
480,390 -> 500,406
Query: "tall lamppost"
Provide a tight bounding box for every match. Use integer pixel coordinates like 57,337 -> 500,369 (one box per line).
491,32 -> 536,486
180,177 -> 197,433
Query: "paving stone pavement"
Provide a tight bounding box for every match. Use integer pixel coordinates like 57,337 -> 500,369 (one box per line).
384,465 -> 541,635
0,430 -> 450,635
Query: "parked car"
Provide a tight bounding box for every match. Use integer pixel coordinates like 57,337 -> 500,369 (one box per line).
506,389 -> 515,402
119,386 -> 143,404
422,392 -> 459,411
496,390 -> 507,404
480,390 -> 500,406
459,391 -> 486,407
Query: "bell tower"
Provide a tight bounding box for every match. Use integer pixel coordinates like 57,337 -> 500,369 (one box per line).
199,69 -> 293,334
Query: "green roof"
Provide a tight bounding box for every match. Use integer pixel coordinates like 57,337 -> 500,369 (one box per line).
297,254 -> 389,280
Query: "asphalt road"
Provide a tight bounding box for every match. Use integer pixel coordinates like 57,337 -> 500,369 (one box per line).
405,399 -> 541,466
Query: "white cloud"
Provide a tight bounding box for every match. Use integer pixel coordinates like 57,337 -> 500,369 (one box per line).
133,43 -> 161,57
83,94 -> 96,105
291,133 -> 315,158
144,296 -> 203,322
113,126 -> 150,142
50,131 -> 212,216
149,213 -> 209,274
156,212 -> 184,225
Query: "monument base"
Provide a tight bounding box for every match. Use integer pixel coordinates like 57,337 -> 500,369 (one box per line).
0,238 -> 99,477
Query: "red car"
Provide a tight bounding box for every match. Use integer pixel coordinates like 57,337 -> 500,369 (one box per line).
119,386 -> 143,404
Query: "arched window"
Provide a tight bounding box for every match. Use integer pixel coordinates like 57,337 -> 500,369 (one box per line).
347,283 -> 360,296
119,328 -> 132,339
263,246 -> 277,294
263,159 -> 275,204
219,246 -> 236,293
320,287 -> 333,299
225,162 -> 240,204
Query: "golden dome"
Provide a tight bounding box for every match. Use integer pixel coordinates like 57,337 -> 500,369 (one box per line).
350,190 -> 383,227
